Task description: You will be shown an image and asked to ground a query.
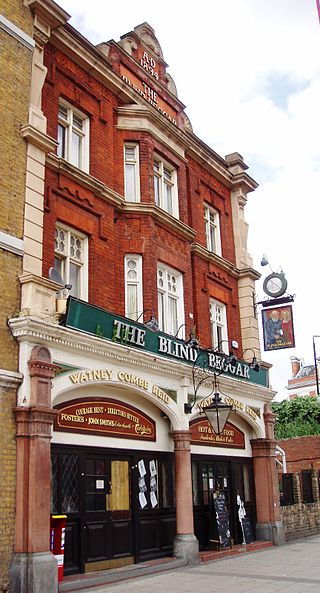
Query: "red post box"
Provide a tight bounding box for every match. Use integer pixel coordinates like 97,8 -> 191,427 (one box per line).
50,515 -> 67,583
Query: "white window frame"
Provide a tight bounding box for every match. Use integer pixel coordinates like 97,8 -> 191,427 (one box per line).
157,263 -> 184,336
54,223 -> 88,301
57,99 -> 89,173
153,156 -> 179,218
124,254 -> 143,321
124,143 -> 140,202
210,299 -> 228,353
204,205 -> 221,256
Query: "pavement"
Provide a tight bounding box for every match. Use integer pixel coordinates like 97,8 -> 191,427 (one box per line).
61,534 -> 320,593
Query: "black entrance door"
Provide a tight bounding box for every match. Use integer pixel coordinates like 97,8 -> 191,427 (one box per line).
51,448 -> 133,573
197,461 -> 232,549
192,456 -> 255,549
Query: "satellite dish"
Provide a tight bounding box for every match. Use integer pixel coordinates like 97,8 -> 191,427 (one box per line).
49,267 -> 64,286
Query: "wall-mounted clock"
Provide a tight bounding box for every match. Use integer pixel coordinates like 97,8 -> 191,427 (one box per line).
263,272 -> 288,298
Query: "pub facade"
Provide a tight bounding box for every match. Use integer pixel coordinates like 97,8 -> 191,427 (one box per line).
8,1 -> 284,591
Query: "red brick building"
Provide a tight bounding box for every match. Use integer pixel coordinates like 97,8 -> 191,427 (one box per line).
8,2 -> 284,591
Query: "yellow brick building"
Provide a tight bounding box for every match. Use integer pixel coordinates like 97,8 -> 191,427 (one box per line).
0,1 -> 33,589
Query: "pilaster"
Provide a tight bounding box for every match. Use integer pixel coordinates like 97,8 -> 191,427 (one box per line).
10,346 -> 59,593
171,430 -> 199,564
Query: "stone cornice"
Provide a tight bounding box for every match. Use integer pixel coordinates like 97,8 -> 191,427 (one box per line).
191,244 -> 260,281
19,272 -> 60,291
51,26 -> 128,99
237,267 -> 261,281
191,243 -> 238,277
231,172 -> 259,194
0,369 -> 23,388
21,124 -> 58,153
46,153 -> 195,239
46,153 -> 124,209
8,317 -> 274,402
0,14 -> 34,50
25,0 -> 70,30
123,202 -> 196,242
117,105 -> 186,159
8,316 -> 192,379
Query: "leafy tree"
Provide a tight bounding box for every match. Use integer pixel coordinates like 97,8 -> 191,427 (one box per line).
272,397 -> 320,439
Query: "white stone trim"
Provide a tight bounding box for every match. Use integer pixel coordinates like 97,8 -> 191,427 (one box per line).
0,231 -> 24,256
0,14 -> 35,50
0,368 -> 23,388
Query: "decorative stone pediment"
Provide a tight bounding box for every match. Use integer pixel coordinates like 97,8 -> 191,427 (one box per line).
133,22 -> 163,59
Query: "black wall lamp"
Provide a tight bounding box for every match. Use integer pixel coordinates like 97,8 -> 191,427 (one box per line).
184,343 -> 261,434
135,309 -> 159,331
184,347 -> 234,434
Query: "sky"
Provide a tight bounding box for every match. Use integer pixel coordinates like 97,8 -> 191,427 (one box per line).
56,0 -> 320,400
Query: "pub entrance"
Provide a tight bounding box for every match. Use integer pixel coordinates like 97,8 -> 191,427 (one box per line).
51,444 -> 176,574
192,455 -> 256,549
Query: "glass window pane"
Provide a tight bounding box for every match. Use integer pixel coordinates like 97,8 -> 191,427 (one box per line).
127,284 -> 138,320
57,124 -> 66,158
125,146 -> 136,161
209,225 -> 216,252
73,114 -> 83,131
168,296 -> 178,335
61,454 -> 79,513
154,175 -> 160,206
71,132 -> 81,167
165,183 -> 173,214
158,291 -> 164,331
58,105 -> 68,121
125,163 -> 136,201
54,256 -> 64,281
69,262 -> 80,297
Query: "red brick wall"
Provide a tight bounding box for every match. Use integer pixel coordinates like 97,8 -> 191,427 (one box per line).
277,436 -> 320,473
41,39 -> 243,347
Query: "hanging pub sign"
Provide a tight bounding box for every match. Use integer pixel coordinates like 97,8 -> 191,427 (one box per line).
190,419 -> 245,448
54,398 -> 156,441
262,304 -> 295,352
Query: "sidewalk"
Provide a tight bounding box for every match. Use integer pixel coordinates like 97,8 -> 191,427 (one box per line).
61,534 -> 320,593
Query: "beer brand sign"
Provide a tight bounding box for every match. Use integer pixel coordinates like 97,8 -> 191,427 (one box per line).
54,398 -> 156,441
190,419 -> 245,448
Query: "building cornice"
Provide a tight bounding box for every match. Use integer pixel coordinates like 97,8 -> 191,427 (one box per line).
46,153 -> 124,209
191,244 -> 261,281
191,243 -> 237,276
0,231 -> 24,257
0,369 -> 23,388
9,316 -> 274,403
25,0 -> 70,30
21,124 -> 58,153
117,105 -> 186,159
0,14 -> 34,50
123,203 -> 196,242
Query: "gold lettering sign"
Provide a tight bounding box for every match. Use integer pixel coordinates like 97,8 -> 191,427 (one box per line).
190,419 -> 245,448
67,369 -> 173,407
54,398 -> 156,441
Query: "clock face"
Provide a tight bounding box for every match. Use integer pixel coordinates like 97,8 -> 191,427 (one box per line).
263,273 -> 287,298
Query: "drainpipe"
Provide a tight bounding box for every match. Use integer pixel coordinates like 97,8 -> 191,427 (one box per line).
275,445 -> 287,473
